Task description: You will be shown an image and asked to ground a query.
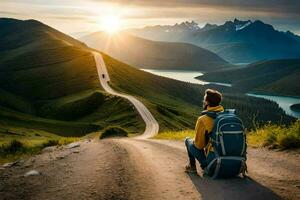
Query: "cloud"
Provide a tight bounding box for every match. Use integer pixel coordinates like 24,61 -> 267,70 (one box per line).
91,0 -> 300,15
0,0 -> 299,35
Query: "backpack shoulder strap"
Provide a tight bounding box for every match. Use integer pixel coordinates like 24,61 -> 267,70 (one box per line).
202,111 -> 218,119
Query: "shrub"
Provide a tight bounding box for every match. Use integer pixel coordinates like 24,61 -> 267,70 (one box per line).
99,126 -> 128,139
0,140 -> 25,154
41,140 -> 59,148
248,120 -> 300,149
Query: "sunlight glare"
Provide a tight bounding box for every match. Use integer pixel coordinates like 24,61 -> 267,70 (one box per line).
101,15 -> 121,34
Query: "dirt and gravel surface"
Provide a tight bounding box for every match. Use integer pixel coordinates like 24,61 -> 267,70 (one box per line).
1,51 -> 299,200
1,138 -> 299,200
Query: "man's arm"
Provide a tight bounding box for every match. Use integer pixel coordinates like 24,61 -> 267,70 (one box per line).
194,118 -> 206,149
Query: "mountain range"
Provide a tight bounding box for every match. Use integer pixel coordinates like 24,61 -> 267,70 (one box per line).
0,17 -> 293,139
128,19 -> 300,63
80,31 -> 229,71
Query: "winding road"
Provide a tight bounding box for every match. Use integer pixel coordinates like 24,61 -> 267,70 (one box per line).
93,52 -> 159,139
0,52 -> 299,200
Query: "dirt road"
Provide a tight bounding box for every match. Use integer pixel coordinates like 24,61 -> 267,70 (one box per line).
93,52 -> 159,139
0,52 -> 299,200
1,138 -> 299,200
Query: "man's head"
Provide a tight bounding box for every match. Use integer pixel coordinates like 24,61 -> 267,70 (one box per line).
203,89 -> 222,109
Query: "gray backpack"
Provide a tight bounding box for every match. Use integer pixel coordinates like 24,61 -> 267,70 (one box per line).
204,109 -> 247,179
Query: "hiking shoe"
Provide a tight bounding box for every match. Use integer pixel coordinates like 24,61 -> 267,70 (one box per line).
185,165 -> 197,173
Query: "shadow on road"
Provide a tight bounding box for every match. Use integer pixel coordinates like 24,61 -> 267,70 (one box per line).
188,173 -> 281,200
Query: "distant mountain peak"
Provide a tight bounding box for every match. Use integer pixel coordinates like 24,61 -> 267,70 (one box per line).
162,20 -> 200,33
220,19 -> 253,31
235,21 -> 252,31
250,20 -> 275,31
176,21 -> 200,31
233,18 -> 251,24
201,23 -> 218,31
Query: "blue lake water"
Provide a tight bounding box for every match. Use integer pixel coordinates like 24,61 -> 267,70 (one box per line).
247,93 -> 300,118
142,69 -> 232,87
142,69 -> 300,118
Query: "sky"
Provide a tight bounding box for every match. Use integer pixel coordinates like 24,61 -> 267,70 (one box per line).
1,0 -> 300,38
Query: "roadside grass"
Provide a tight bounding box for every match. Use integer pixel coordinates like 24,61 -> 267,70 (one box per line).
153,130 -> 194,140
0,126 -> 79,164
154,120 -> 300,150
248,120 -> 300,149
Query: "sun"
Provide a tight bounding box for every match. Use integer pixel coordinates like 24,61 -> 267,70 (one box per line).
101,15 -> 121,34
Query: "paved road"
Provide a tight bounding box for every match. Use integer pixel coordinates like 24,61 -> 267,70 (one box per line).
93,52 -> 159,139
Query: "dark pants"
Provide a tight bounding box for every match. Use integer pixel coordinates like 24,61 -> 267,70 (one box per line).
185,137 -> 215,170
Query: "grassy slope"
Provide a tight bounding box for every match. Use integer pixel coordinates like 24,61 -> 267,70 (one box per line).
0,18 -> 144,142
0,90 -> 144,136
81,32 -> 229,71
102,53 -> 294,131
102,54 -> 201,130
255,69 -> 300,96
199,59 -> 300,96
206,42 -> 261,63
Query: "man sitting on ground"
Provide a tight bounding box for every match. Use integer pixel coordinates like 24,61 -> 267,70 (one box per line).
185,89 -> 224,173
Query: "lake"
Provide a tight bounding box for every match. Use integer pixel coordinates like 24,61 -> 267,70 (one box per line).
142,69 -> 300,118
142,69 -> 232,87
247,93 -> 300,118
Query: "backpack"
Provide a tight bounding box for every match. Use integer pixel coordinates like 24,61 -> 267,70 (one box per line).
204,109 -> 247,179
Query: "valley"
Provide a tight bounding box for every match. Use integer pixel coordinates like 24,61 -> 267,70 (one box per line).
140,69 -> 300,118
80,31 -> 230,71
1,55 -> 299,199
0,16 -> 299,200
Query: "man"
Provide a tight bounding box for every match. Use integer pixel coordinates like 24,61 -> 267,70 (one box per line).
185,89 -> 224,173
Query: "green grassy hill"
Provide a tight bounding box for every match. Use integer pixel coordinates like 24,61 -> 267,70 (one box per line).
81,32 -> 230,71
102,53 -> 295,131
0,18 -> 144,142
198,59 -> 300,96
0,18 -> 298,161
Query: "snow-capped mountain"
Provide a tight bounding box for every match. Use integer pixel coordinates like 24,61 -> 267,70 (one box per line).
144,21 -> 200,34
127,19 -> 300,63
233,19 -> 252,31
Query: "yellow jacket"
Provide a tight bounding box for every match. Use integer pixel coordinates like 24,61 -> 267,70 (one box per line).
194,105 -> 224,154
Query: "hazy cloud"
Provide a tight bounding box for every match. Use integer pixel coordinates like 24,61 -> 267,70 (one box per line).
92,0 -> 300,15
0,0 -> 299,36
